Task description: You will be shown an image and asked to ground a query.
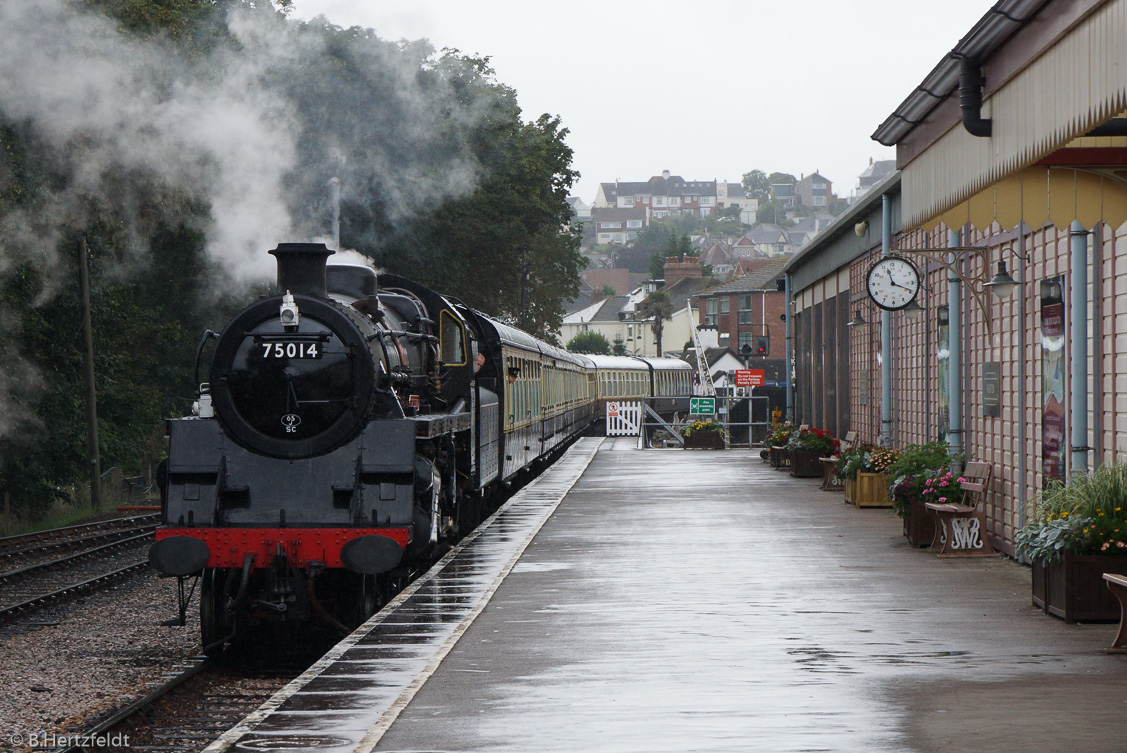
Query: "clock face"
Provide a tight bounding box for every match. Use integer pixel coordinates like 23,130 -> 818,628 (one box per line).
866,256 -> 920,311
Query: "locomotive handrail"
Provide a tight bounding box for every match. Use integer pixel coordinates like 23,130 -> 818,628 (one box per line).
370,329 -> 439,344
252,332 -> 331,342
192,330 -> 219,391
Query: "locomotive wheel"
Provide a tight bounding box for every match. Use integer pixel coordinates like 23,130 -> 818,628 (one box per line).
359,575 -> 382,624
200,568 -> 234,653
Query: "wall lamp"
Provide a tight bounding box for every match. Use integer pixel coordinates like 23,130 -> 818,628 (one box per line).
847,309 -> 868,329
891,234 -> 1030,337
902,297 -> 925,320
983,260 -> 1018,299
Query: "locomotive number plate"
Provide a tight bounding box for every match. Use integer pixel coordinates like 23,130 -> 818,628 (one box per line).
260,341 -> 323,359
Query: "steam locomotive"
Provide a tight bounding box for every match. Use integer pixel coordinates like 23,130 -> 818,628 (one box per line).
147,243 -> 691,652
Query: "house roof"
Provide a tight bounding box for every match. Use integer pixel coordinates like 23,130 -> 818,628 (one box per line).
744,225 -> 788,243
599,175 -> 720,201
858,159 -> 896,185
660,275 -> 714,312
796,172 -> 830,188
561,296 -> 630,324
695,259 -> 787,297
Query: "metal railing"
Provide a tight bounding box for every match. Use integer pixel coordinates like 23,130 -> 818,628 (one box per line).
633,394 -> 773,448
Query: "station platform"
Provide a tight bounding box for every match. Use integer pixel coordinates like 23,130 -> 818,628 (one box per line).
206,437 -> 1127,753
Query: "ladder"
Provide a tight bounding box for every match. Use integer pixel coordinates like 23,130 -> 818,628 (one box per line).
687,304 -> 715,396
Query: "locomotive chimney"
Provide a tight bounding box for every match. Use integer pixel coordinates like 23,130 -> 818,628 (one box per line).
269,243 -> 336,298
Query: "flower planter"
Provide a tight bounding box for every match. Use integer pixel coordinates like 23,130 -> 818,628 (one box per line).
853,472 -> 891,508
843,478 -> 855,504
902,497 -> 936,547
769,446 -> 790,469
790,450 -> 823,478
684,432 -> 725,450
1031,551 -> 1127,623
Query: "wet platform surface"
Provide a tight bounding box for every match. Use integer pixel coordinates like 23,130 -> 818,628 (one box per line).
211,438 -> 1127,752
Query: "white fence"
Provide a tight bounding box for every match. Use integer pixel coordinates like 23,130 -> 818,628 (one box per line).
605,401 -> 643,436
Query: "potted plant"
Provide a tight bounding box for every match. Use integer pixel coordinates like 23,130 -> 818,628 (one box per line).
1016,462 -> 1127,623
884,442 -> 952,545
786,428 -> 838,478
836,444 -> 873,503
837,445 -> 897,506
765,422 -> 797,468
682,420 -> 726,450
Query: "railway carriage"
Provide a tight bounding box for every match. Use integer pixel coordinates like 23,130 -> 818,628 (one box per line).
585,354 -> 694,418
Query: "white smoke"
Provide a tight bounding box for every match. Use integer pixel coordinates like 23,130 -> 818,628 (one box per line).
0,0 -> 298,281
0,0 -> 497,443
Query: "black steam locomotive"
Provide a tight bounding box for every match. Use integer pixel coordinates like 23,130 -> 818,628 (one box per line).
148,243 -> 694,652
148,243 -> 600,650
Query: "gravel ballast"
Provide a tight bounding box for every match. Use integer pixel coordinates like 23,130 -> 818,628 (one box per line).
0,569 -> 201,749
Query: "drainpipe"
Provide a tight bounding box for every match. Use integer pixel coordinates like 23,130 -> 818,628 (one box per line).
959,57 -> 992,137
880,195 -> 893,448
947,228 -> 963,463
785,273 -> 794,423
1017,228 -> 1027,528
1070,221 -> 1089,475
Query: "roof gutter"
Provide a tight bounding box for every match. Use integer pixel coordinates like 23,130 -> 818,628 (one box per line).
872,0 -> 1050,146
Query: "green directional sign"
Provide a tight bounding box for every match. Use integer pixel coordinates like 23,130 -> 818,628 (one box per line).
689,397 -> 716,415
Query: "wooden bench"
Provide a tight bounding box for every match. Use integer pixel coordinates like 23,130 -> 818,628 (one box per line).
819,430 -> 857,492
925,461 -> 997,557
1103,573 -> 1127,653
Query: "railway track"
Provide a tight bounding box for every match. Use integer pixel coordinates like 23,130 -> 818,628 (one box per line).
0,520 -> 157,626
45,653 -> 319,753
0,514 -> 159,568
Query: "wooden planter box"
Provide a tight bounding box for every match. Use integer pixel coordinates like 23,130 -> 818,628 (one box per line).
843,478 -> 855,504
769,446 -> 790,469
684,432 -> 725,449
1031,552 -> 1127,623
790,450 -> 823,478
853,472 -> 891,508
902,497 -> 936,547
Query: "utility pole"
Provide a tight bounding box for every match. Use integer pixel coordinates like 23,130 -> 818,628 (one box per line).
79,237 -> 101,509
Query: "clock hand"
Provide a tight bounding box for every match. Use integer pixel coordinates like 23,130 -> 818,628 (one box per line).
887,270 -> 905,289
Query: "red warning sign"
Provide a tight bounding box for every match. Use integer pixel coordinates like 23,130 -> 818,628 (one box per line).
734,369 -> 765,387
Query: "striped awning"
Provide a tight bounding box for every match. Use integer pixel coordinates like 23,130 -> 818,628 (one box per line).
918,164 -> 1127,231
899,0 -> 1127,232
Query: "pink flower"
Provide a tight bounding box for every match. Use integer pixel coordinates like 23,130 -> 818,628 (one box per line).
939,497 -> 947,502
940,480 -> 948,487
957,477 -> 966,483
1119,541 -> 1126,548
1103,543 -> 1111,551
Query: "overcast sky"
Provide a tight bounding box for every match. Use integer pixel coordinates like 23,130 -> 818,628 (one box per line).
290,0 -> 992,204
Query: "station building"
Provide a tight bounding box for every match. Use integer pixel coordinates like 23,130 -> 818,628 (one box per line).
783,0 -> 1127,556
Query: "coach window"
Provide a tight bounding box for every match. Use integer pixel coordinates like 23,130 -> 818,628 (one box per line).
439,311 -> 466,365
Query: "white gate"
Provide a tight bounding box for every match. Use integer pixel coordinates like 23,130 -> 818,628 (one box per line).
605,400 -> 642,436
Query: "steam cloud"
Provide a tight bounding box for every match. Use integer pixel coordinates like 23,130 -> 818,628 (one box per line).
0,0 -> 494,442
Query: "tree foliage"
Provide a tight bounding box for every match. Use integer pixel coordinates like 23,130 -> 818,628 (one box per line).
637,290 -> 674,357
566,331 -> 610,355
0,0 -> 584,518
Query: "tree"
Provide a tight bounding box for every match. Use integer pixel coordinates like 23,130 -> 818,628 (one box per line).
612,334 -> 627,356
637,290 -> 674,357
598,283 -> 616,299
741,169 -> 769,202
566,331 -> 611,355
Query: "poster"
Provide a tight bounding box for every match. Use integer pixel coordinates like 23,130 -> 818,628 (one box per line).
1041,294 -> 1066,486
937,314 -> 949,442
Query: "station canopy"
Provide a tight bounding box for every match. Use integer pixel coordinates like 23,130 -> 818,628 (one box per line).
916,135 -> 1127,232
